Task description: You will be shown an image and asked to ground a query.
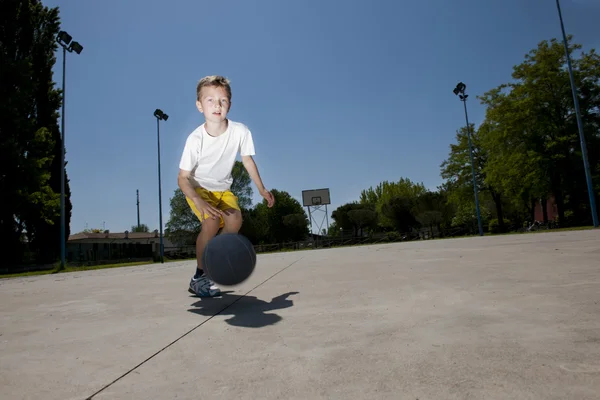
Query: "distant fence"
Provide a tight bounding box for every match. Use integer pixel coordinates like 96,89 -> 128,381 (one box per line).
163,227 -> 472,260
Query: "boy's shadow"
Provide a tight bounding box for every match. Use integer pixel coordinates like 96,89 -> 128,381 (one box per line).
188,291 -> 299,328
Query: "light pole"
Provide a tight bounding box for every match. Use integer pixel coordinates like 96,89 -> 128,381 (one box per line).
56,31 -> 83,270
453,82 -> 484,236
153,109 -> 168,263
555,0 -> 599,228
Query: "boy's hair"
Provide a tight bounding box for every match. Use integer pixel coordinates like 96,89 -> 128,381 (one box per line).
196,75 -> 232,102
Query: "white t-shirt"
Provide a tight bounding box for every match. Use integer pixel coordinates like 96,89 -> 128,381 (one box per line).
179,120 -> 256,192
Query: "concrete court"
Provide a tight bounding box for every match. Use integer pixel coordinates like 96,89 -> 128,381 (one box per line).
1,230 -> 599,400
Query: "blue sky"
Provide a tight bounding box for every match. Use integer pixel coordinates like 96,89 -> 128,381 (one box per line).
44,0 -> 600,235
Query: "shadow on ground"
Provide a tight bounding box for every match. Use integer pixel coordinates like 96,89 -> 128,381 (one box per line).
188,291 -> 299,328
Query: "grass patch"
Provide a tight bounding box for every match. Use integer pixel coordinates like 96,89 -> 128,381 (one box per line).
0,260 -> 182,280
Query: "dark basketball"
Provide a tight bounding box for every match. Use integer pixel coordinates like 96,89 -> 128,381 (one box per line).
202,233 -> 256,286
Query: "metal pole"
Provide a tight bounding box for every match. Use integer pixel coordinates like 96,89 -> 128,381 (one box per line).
137,189 -> 140,228
60,45 -> 67,269
325,204 -> 329,235
462,98 -> 484,236
556,0 -> 599,227
156,118 -> 164,262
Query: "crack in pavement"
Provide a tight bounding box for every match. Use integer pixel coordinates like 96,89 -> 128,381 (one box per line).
84,256 -> 305,400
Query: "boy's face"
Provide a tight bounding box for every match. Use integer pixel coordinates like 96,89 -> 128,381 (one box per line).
196,85 -> 231,123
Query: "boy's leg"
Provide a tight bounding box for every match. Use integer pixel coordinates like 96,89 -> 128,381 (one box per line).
195,217 -> 220,274
185,188 -> 224,297
219,191 -> 243,233
221,209 -> 243,233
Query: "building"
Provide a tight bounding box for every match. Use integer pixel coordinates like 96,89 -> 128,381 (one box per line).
533,195 -> 559,222
67,230 -> 174,264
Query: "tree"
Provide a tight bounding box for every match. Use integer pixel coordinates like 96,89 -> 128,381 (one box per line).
230,160 -> 253,210
478,36 -> 600,225
331,202 -> 366,236
413,189 -> 453,236
0,0 -> 67,266
164,188 -> 201,245
440,122 -> 506,231
347,209 -> 378,236
255,189 -> 309,243
239,206 -> 269,244
131,224 -> 149,232
82,228 -> 104,233
331,202 -> 379,237
360,178 -> 427,230
380,196 -> 418,233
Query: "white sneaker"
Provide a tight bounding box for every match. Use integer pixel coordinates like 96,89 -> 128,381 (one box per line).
188,273 -> 221,297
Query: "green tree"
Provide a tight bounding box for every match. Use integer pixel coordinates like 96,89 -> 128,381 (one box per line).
413,189 -> 453,236
164,189 -> 200,245
360,178 -> 427,230
0,0 -> 68,266
230,160 -> 253,210
239,206 -> 269,244
478,36 -> 600,225
380,196 -> 418,233
131,224 -> 150,232
255,189 -> 309,243
331,202 -> 368,236
440,122 -> 506,231
347,208 -> 378,236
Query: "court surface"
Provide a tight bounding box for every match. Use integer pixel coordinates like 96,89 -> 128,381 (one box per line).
1,229 -> 599,400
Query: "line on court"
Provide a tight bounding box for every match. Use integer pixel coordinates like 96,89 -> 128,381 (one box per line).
85,256 -> 305,400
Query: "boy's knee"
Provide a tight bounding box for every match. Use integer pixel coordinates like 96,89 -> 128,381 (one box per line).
222,209 -> 243,232
198,217 -> 221,236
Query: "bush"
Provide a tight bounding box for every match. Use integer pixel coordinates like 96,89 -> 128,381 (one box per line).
488,218 -> 511,234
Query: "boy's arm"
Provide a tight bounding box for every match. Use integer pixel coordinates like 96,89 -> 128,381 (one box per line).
241,155 -> 275,207
177,169 -> 201,201
177,137 -> 202,202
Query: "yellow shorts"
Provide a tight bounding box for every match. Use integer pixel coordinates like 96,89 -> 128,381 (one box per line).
186,187 -> 240,228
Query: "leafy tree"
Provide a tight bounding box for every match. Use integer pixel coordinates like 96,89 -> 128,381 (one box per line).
440,122 -> 506,231
164,188 -> 200,245
255,189 -> 309,243
478,36 -> 600,225
131,224 -> 149,232
326,220 -> 341,237
331,202 -> 364,236
347,208 -> 378,236
413,189 -> 453,235
0,0 -> 69,266
239,206 -> 269,244
380,196 -> 418,233
283,213 -> 311,240
82,228 -> 104,233
360,178 -> 427,230
230,160 -> 253,209
451,202 -> 492,235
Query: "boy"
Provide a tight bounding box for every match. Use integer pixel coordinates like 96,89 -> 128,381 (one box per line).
177,75 -> 275,297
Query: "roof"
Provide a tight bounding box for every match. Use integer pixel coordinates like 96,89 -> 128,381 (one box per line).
68,230 -> 161,241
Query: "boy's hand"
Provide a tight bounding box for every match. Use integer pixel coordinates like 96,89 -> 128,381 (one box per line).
193,198 -> 223,221
260,189 -> 275,208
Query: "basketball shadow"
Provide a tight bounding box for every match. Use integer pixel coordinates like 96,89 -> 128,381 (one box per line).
188,291 -> 299,328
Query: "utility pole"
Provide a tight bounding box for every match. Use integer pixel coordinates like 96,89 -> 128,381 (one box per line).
136,189 -> 141,228
555,0 -> 598,228
153,109 -> 169,263
453,82 -> 484,236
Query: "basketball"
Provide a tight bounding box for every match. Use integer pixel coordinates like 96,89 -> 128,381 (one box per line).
202,233 -> 257,286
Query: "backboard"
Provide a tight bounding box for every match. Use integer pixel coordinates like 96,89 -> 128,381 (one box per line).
302,188 -> 331,207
